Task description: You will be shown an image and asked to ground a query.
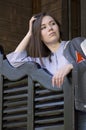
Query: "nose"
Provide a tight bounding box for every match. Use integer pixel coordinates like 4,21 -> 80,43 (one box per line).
47,25 -> 53,31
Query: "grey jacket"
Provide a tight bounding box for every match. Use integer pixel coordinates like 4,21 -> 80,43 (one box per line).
64,37 -> 86,112
64,37 -> 86,72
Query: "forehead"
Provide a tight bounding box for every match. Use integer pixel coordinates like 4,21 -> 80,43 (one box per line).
41,15 -> 54,25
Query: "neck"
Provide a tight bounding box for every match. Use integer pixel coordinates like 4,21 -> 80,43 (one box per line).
47,41 -> 61,53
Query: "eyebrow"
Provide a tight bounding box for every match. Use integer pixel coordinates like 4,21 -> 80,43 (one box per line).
41,20 -> 55,26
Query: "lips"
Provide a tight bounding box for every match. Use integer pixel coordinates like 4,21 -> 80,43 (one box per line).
49,32 -> 56,37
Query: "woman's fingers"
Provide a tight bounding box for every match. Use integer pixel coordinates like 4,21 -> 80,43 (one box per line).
52,64 -> 73,88
29,16 -> 37,32
29,16 -> 37,27
52,74 -> 64,87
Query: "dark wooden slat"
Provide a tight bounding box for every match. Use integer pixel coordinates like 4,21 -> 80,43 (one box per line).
3,107 -> 27,114
35,109 -> 64,116
3,78 -> 28,87
4,86 -> 28,93
35,117 -> 64,124
3,100 -> 27,107
35,102 -> 64,108
35,125 -> 64,130
3,114 -> 27,120
4,93 -> 28,100
3,122 -> 27,128
35,94 -> 64,101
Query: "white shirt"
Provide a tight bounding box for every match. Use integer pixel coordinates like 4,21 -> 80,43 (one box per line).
7,41 -> 70,75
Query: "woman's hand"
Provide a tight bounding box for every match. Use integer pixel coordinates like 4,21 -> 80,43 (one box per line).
29,16 -> 37,35
52,64 -> 73,87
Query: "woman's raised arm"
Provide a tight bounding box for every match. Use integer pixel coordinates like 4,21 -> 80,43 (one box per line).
15,16 -> 36,52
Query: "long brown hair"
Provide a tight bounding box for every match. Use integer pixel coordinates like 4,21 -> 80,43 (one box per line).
28,12 -> 62,64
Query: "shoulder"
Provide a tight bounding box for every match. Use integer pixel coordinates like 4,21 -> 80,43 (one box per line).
70,37 -> 85,44
64,37 -> 86,57
64,37 -> 85,48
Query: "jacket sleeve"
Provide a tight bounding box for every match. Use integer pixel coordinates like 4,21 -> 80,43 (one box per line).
64,37 -> 86,72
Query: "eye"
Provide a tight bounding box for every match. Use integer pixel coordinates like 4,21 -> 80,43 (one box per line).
41,26 -> 46,30
51,22 -> 56,25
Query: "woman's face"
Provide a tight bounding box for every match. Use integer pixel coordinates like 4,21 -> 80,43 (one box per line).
41,15 -> 60,45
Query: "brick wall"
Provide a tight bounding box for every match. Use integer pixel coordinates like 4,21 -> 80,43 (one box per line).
41,0 -> 62,23
81,0 -> 86,37
0,0 -> 32,54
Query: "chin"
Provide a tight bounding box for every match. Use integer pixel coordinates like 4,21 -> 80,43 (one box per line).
50,37 -> 59,43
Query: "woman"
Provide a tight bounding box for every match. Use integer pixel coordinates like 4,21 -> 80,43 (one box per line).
7,13 -> 73,86
7,12 -> 86,130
